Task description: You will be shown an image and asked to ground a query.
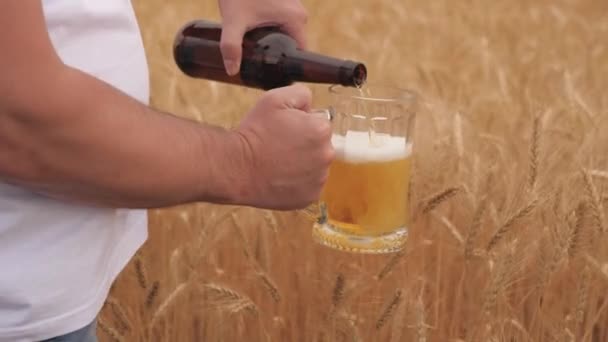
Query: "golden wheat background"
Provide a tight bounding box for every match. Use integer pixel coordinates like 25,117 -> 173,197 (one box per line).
98,0 -> 608,341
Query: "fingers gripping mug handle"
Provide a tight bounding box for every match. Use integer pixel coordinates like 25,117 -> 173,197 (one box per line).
308,107 -> 335,122
301,107 -> 334,222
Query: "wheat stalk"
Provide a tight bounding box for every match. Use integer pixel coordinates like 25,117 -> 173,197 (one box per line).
564,70 -> 594,119
407,292 -> 432,342
230,212 -> 255,261
104,297 -> 131,334
465,198 -> 486,260
376,289 -> 404,330
435,213 -> 465,245
389,291 -> 408,342
255,231 -> 270,272
453,111 -> 464,158
588,169 -> 608,179
528,115 -> 541,191
170,246 -> 194,285
553,185 -> 564,218
332,312 -> 363,342
149,282 -> 190,328
262,210 -> 280,233
583,253 -> 608,282
574,265 -> 591,338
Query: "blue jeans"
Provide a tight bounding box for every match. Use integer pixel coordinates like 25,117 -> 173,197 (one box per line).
40,319 -> 97,342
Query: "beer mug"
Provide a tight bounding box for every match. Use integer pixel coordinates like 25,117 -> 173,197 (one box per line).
308,84 -> 417,254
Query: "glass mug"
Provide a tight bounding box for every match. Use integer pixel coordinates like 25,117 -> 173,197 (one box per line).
307,84 -> 417,254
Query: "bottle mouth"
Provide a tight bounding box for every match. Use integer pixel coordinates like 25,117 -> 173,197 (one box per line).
353,64 -> 367,87
339,62 -> 367,88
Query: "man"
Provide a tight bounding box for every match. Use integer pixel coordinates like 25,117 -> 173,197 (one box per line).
0,0 -> 334,341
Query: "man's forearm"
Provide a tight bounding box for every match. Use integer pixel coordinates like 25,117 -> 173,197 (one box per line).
0,66 -> 249,208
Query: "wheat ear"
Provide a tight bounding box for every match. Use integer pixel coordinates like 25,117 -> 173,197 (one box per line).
574,265 -> 591,337
257,271 -> 281,303
465,198 -> 486,260
541,224 -> 568,289
567,201 -> 589,261
203,283 -> 258,316
376,249 -> 406,281
421,187 -> 461,214
98,318 -> 124,342
133,252 -> 149,289
332,273 -> 346,308
145,281 -> 160,308
486,197 -> 538,252
376,289 -> 404,330
483,242 -> 517,315
582,169 -> 606,233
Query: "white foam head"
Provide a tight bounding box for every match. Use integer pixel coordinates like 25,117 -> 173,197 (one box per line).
332,131 -> 412,163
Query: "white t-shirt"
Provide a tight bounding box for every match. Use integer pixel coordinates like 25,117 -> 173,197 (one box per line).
0,1 -> 150,341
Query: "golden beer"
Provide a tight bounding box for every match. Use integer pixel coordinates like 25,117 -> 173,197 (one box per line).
312,130 -> 411,252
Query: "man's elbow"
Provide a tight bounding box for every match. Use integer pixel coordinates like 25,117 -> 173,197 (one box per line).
0,59 -> 72,123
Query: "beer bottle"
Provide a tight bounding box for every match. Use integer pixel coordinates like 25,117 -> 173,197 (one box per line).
173,20 -> 367,90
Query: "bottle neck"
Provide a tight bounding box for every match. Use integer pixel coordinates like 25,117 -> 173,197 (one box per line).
282,50 -> 367,87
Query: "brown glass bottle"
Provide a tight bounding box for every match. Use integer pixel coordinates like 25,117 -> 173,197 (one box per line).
173,20 -> 367,90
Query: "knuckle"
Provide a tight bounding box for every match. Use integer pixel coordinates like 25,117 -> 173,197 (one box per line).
219,39 -> 235,52
322,146 -> 335,165
318,169 -> 330,185
310,187 -> 324,202
219,40 -> 240,58
315,120 -> 333,139
262,89 -> 283,106
294,191 -> 313,208
309,194 -> 319,205
291,5 -> 308,22
291,83 -> 312,100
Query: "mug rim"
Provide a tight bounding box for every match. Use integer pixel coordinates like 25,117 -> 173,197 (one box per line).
328,83 -> 418,105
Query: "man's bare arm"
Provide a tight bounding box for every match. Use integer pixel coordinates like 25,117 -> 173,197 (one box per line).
0,0 -> 249,208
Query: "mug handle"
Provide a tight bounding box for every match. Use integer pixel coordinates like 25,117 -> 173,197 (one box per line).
308,107 -> 335,121
300,107 -> 334,222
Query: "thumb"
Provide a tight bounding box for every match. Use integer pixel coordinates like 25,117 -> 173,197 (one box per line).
220,21 -> 246,76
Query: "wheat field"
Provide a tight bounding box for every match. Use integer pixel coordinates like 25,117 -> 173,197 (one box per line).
97,0 -> 608,341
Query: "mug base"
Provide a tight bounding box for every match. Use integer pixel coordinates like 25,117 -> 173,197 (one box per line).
312,221 -> 407,254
